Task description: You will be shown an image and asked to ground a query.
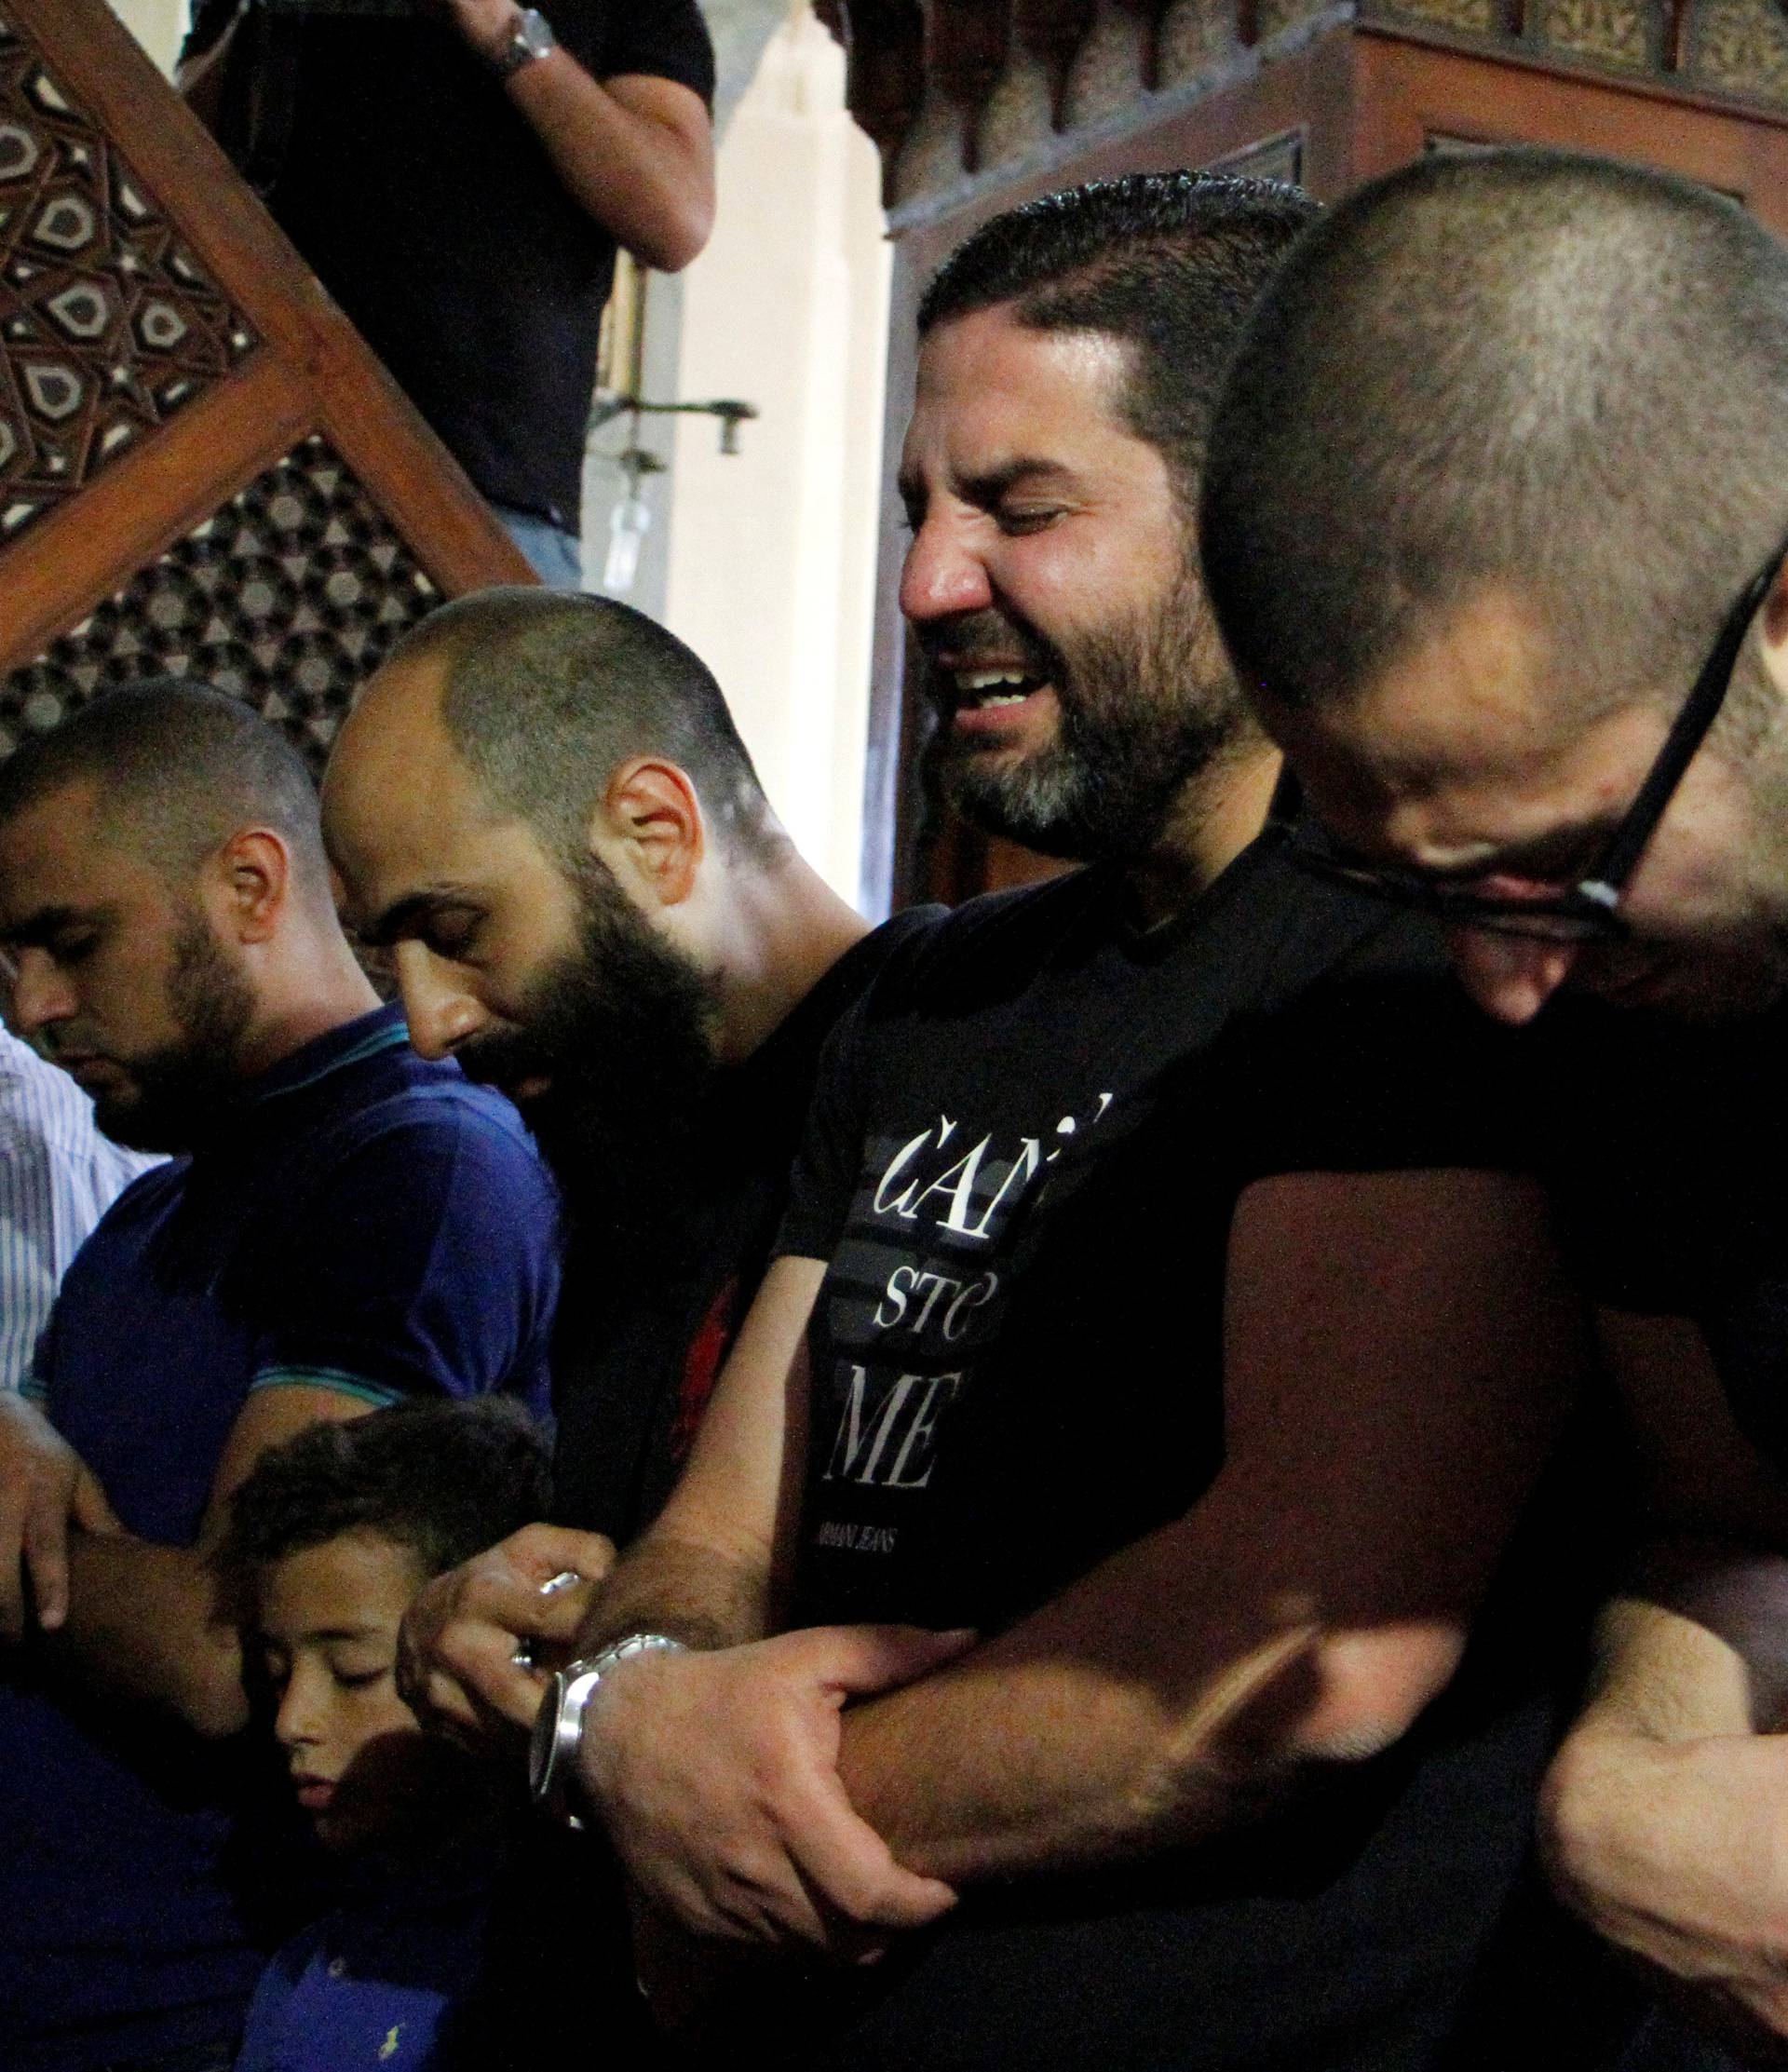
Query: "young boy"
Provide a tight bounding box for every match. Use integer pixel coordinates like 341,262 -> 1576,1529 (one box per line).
224,1399 -> 558,2071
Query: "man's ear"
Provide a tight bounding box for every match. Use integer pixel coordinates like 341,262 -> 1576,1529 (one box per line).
208,828 -> 291,944
591,758 -> 704,909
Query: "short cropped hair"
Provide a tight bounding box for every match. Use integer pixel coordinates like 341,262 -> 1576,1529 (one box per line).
918,171 -> 1320,501
1200,148 -> 1788,725
0,680 -> 330,896
389,589 -> 777,863
224,1397 -> 552,1581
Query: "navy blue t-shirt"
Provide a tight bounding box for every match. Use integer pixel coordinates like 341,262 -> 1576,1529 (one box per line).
0,1006 -> 561,2071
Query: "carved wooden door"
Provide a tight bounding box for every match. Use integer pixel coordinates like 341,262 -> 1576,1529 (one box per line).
0,0 -> 532,777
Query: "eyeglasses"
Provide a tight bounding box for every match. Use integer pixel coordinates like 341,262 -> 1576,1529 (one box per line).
1280,526 -> 1788,943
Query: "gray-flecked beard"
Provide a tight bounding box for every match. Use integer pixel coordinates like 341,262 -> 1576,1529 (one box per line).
924,563 -> 1254,864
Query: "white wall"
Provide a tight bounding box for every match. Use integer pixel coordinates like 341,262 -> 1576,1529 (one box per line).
112,0 -> 184,71
663,7 -> 889,907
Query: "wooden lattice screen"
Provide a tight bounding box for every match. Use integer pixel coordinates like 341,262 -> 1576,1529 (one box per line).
0,0 -> 534,777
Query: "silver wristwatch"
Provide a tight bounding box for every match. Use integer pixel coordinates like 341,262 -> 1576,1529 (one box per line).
528,1632 -> 686,1830
492,7 -> 555,78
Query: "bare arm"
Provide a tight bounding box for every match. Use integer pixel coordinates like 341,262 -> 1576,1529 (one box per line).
1543,1312 -> 1788,2058
40,1385 -> 370,1738
581,1170 -> 1583,1943
574,1257 -> 968,1945
576,1253 -> 823,1658
441,0 -> 714,271
835,1167 -> 1584,1881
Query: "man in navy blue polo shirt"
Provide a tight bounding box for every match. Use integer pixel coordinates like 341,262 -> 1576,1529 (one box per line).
0,682 -> 562,2072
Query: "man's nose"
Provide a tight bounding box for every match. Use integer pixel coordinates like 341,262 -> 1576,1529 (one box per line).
1445,927 -> 1581,1025
900,509 -> 994,626
394,945 -> 487,1061
7,951 -> 74,1040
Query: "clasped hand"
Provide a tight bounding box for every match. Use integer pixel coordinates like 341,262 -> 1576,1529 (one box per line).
396,1521 -> 615,1744
578,1624 -> 973,1956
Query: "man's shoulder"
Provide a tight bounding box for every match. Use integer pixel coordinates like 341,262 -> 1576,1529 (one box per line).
248,1033 -> 558,1244
61,1154 -> 187,1267
323,1050 -> 540,1157
851,873 -> 1097,1012
297,1063 -> 558,1226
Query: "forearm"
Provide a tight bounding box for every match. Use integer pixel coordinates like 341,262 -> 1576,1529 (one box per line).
576,1529 -> 772,1658
507,56 -> 711,269
1573,1543 -> 1788,1741
839,1515 -> 1461,1885
45,1528 -> 245,1737
1543,1551 -> 1788,1934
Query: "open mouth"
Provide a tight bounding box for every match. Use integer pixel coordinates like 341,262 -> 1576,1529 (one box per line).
941,666 -> 1058,735
955,667 -> 1045,709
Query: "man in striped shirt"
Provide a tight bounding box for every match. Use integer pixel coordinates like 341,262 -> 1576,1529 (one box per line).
0,1022 -> 163,1647
0,1023 -> 161,1396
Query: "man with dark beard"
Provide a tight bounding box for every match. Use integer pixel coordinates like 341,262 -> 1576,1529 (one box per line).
0,681 -> 560,2072
541,172 -> 1628,2071
319,589 -> 931,1718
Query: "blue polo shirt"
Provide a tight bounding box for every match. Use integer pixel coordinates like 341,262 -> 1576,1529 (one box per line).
234,1849 -> 495,2072
0,1006 -> 561,2071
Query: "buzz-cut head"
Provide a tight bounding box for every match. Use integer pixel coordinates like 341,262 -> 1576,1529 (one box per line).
1200,148 -> 1788,736
0,679 -> 331,901
384,589 -> 779,867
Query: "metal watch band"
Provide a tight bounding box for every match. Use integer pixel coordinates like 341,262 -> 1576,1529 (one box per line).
527,1632 -> 687,1830
492,7 -> 555,78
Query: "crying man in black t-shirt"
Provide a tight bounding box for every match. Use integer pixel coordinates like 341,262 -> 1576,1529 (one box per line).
539,175 -> 1642,2071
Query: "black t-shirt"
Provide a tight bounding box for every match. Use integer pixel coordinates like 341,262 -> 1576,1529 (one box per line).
1541,993 -> 1788,1469
189,0 -> 714,527
768,834 -> 1627,2072
550,912 -> 941,1544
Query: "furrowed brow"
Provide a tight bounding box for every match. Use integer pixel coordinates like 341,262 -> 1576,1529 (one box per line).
957,457 -> 1077,507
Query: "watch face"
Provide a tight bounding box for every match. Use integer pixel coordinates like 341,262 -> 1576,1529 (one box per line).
528,1667 -> 569,1802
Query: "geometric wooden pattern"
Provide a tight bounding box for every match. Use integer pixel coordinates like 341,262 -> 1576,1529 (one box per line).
0,0 -> 531,784
0,436 -> 437,773
0,8 -> 258,547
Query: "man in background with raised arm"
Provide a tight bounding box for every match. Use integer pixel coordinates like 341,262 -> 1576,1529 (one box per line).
182,0 -> 715,585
